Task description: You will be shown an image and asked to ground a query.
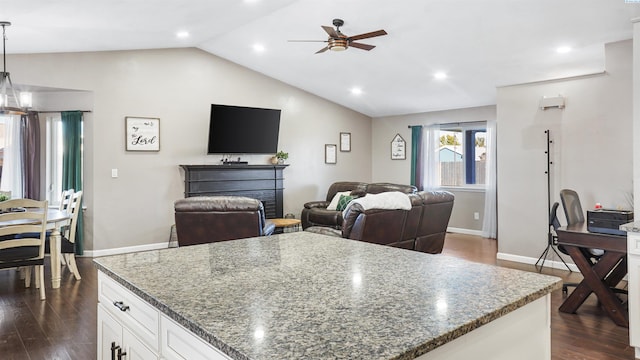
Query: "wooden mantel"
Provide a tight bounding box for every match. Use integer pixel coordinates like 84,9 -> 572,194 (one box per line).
179,164 -> 288,219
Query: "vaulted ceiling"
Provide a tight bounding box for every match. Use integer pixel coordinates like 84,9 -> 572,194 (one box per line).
2,0 -> 639,117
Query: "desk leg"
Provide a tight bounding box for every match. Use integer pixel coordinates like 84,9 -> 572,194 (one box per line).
559,246 -> 628,327
50,229 -> 62,289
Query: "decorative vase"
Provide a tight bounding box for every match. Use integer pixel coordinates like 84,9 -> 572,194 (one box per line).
277,158 -> 284,165
270,156 -> 279,165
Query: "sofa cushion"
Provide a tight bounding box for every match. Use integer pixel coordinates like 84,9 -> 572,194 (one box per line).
327,191 -> 352,210
336,195 -> 354,211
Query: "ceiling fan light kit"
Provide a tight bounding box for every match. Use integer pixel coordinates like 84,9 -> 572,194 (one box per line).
291,18 -> 387,54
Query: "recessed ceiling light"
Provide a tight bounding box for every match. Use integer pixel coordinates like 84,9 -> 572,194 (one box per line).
434,72 -> 447,80
350,87 -> 363,95
253,44 -> 265,53
176,31 -> 189,39
556,46 -> 571,54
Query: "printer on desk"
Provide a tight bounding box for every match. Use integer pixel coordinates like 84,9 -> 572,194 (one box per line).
587,209 -> 634,236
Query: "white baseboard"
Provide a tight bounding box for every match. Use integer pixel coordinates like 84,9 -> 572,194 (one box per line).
497,252 -> 579,272
447,227 -> 483,236
84,242 -> 171,258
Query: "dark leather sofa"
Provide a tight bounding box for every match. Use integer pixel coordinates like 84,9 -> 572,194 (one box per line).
309,190 -> 455,254
301,181 -> 418,229
174,196 -> 275,247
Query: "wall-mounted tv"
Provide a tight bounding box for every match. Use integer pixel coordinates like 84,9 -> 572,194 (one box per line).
207,104 -> 281,154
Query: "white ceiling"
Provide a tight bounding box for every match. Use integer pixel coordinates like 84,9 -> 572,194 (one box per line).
2,0 -> 639,117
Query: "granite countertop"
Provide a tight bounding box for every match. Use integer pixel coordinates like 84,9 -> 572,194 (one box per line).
621,221 -> 640,233
94,232 -> 561,360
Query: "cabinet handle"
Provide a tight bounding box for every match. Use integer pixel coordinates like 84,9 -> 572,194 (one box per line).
113,301 -> 130,312
117,347 -> 127,359
110,342 -> 120,360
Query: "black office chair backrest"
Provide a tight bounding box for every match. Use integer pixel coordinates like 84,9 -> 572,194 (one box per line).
560,189 -> 584,225
549,202 -> 561,231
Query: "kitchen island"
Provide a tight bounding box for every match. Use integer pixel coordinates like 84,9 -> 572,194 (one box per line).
94,231 -> 561,360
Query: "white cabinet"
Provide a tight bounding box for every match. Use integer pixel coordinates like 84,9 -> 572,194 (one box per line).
628,232 -> 640,358
98,304 -> 158,360
97,271 -> 231,360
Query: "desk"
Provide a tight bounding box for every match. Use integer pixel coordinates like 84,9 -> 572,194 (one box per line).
0,208 -> 70,289
556,222 -> 628,327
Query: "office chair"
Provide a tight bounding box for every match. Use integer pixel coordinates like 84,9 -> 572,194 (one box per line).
559,189 -> 604,294
535,202 -> 571,272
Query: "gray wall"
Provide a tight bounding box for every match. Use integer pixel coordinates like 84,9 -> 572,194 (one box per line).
497,40 -> 632,264
371,105 -> 496,232
11,48 -> 372,254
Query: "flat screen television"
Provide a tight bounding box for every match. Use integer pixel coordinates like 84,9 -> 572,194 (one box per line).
207,104 -> 281,154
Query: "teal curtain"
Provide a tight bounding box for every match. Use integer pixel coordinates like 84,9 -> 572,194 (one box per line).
410,126 -> 424,190
61,111 -> 84,255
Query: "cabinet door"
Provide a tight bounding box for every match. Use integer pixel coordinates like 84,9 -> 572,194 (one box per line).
124,328 -> 159,360
161,316 -> 231,360
98,304 -> 123,360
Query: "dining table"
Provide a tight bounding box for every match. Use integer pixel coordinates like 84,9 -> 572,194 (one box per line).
0,207 -> 71,289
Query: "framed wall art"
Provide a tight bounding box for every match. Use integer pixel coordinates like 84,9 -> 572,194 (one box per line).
391,133 -> 406,160
125,116 -> 160,152
340,132 -> 351,152
325,144 -> 337,164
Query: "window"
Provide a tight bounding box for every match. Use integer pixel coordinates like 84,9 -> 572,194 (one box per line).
438,123 -> 486,187
0,115 -> 23,198
45,114 -> 64,206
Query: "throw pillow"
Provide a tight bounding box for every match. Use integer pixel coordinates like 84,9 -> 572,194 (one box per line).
326,191 -> 352,210
336,195 -> 354,211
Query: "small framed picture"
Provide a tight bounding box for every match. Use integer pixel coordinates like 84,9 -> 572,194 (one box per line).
340,132 -> 351,152
391,133 -> 406,160
125,117 -> 160,152
325,144 -> 337,164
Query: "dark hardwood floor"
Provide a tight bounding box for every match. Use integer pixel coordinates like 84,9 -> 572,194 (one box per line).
0,233 -> 633,359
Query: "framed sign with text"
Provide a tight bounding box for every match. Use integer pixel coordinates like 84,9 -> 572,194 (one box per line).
391,133 -> 406,160
125,116 -> 160,152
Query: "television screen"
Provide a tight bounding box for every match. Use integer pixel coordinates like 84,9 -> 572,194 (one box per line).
207,104 -> 281,154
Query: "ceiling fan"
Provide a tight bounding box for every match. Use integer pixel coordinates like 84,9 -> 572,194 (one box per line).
290,19 -> 387,54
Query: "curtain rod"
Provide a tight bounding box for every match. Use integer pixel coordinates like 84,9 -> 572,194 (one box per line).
408,120 -> 487,128
36,110 -> 92,113
36,110 -> 93,112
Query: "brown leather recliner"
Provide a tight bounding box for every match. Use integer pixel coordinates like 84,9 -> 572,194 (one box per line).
301,181 -> 417,229
339,190 -> 454,254
174,196 -> 275,247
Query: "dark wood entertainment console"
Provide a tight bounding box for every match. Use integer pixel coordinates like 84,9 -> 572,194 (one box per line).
179,164 -> 287,219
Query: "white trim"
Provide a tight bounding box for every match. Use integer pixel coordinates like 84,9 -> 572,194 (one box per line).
497,252 -> 579,272
83,242 -> 170,258
447,227 -> 483,236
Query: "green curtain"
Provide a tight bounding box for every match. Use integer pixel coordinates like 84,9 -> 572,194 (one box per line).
61,111 -> 84,255
410,126 -> 424,190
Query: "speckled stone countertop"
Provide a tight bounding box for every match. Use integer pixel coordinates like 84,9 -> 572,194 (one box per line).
621,221 -> 640,233
93,232 -> 561,360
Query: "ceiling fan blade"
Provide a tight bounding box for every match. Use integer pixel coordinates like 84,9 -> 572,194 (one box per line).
315,46 -> 330,54
321,25 -> 340,38
349,42 -> 375,51
348,29 -> 387,41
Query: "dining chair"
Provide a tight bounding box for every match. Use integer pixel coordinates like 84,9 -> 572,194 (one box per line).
47,190 -> 83,280
0,198 -> 48,300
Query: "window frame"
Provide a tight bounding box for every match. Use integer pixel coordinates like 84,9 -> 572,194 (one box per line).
438,122 -> 487,190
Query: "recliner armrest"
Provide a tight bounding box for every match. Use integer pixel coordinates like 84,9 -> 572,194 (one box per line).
304,201 -> 330,209
263,220 -> 276,236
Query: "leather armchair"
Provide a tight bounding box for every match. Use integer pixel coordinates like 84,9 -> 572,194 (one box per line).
174,196 -> 275,247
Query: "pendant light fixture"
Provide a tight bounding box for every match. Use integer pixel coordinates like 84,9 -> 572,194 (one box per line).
0,21 -> 29,115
